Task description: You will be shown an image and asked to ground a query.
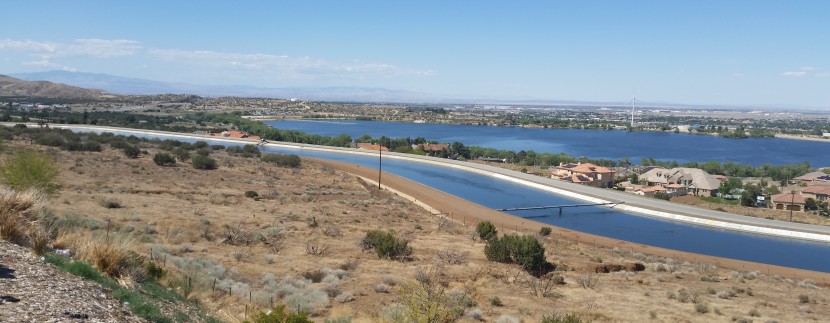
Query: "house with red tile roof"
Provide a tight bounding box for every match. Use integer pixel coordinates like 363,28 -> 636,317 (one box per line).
412,143 -> 449,156
207,130 -> 261,141
802,186 -> 830,202
770,193 -> 807,212
634,186 -> 666,197
551,162 -> 616,188
357,143 -> 389,151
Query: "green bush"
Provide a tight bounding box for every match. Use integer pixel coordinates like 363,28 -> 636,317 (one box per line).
0,149 -> 61,193
539,226 -> 553,236
360,230 -> 412,261
484,233 -> 551,276
109,140 -> 130,150
242,144 -> 260,156
173,148 -> 190,162
246,304 -> 312,323
244,190 -> 259,198
153,153 -> 176,166
122,145 -> 140,158
261,153 -> 301,168
475,221 -> 498,241
193,141 -> 209,149
34,132 -> 66,147
191,155 -> 217,170
227,144 -> 262,158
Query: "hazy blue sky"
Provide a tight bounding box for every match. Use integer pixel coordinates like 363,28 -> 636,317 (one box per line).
2,1 -> 828,108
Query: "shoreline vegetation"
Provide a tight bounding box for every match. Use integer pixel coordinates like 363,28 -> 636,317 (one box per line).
0,108 -> 821,191
197,114 -> 818,181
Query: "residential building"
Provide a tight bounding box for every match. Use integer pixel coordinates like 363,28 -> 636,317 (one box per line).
412,143 -> 449,156
802,186 -> 830,202
665,183 -> 688,197
551,162 -> 615,188
792,171 -> 830,185
357,143 -> 389,151
770,193 -> 806,212
638,167 -> 722,197
207,130 -> 261,141
634,186 -> 666,197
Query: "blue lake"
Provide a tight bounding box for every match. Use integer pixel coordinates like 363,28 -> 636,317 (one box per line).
265,119 -> 830,167
84,129 -> 830,272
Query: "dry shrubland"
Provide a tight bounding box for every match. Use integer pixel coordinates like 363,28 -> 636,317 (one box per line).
1,129 -> 828,323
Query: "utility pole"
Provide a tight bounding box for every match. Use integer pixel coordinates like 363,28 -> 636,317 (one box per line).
378,140 -> 382,190
790,190 -> 796,221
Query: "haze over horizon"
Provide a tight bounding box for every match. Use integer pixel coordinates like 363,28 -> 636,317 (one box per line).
2,1 -> 828,109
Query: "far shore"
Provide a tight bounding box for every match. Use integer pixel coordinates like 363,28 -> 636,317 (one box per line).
775,133 -> 830,143
247,116 -> 830,144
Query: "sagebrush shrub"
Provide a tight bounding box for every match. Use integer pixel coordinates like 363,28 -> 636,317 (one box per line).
191,155 -> 217,170
153,152 -> 176,166
361,230 -> 412,261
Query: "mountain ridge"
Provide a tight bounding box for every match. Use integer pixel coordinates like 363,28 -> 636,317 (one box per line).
0,74 -> 109,99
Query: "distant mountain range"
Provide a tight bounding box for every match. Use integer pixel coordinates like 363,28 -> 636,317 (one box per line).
9,70 -> 442,103
0,74 -> 109,99
6,71 -> 822,111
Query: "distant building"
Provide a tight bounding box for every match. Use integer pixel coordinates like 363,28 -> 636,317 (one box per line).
478,157 -> 507,163
638,167 -> 722,197
357,143 -> 389,151
206,130 -> 261,141
551,162 -> 616,188
792,171 -> 830,185
412,143 -> 449,156
770,193 -> 806,212
634,186 -> 666,198
802,186 -> 830,202
823,132 -> 830,138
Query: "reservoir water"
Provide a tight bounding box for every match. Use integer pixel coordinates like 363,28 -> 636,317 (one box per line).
265,119 -> 830,167
86,129 -> 830,272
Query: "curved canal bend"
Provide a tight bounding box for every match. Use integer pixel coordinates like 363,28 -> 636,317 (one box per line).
53,125 -> 830,273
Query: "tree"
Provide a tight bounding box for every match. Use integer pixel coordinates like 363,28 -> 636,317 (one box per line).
805,198 -> 818,211
719,178 -> 743,195
450,141 -> 470,159
475,221 -> 498,241
0,149 -> 61,194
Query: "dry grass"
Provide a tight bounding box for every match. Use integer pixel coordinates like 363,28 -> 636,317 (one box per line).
0,185 -> 47,251
3,138 -> 829,322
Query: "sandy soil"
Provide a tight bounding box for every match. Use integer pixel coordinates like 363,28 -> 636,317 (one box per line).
775,134 -> 830,144
4,139 -> 829,322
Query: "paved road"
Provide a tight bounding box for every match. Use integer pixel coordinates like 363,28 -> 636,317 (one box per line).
14,123 -> 830,241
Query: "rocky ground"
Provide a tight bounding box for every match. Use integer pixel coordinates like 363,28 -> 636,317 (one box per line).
0,240 -> 143,322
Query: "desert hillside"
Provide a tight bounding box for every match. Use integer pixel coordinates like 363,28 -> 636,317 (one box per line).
0,74 -> 108,98
0,127 -> 828,322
